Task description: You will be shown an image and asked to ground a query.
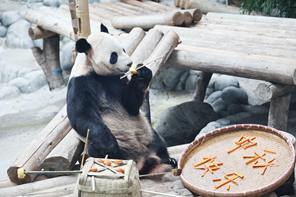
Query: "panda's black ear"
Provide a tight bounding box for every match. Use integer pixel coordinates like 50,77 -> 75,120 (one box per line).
76,38 -> 91,54
100,23 -> 109,34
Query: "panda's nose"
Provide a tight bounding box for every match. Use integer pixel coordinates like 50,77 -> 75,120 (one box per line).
127,62 -> 132,67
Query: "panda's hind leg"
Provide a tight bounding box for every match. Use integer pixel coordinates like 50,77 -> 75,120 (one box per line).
150,130 -> 177,167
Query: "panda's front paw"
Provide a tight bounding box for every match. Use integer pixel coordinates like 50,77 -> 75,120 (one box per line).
131,65 -> 152,83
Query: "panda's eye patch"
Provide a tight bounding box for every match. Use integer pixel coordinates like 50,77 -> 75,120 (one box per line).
110,52 -> 118,64
123,49 -> 126,53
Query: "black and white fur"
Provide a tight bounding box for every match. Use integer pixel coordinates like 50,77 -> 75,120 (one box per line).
67,24 -> 176,173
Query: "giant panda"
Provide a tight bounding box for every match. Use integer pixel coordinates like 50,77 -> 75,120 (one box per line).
67,24 -> 177,174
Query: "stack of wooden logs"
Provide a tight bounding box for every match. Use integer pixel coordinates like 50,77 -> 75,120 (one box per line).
0,27 -> 179,196
175,0 -> 240,14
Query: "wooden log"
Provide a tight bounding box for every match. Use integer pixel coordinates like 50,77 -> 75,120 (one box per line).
268,94 -> 291,131
254,83 -> 296,101
180,9 -> 202,24
23,9 -> 76,40
115,2 -> 152,14
206,12 -> 296,28
131,28 -> 164,65
121,27 -> 145,56
25,183 -> 75,197
155,25 -> 296,50
98,3 -> 139,16
122,0 -> 163,13
40,129 -> 84,175
143,1 -> 173,11
111,11 -> 184,30
0,176 -> 77,196
183,11 -> 193,26
183,0 -> 240,14
7,106 -> 72,184
131,29 -> 164,121
28,26 -> 57,40
193,72 -> 212,102
96,3 -> 129,16
76,0 -> 91,38
68,0 -> 79,40
0,177 -> 15,189
144,31 -> 180,76
165,44 -> 296,85
32,34 -> 65,90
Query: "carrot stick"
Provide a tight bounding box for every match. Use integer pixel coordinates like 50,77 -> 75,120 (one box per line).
264,149 -> 276,154
212,178 -> 221,182
215,180 -> 231,189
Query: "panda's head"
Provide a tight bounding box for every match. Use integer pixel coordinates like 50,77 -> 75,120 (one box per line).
75,24 -> 132,76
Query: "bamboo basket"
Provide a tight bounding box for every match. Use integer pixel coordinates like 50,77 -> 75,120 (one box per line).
76,158 -> 141,197
178,124 -> 296,197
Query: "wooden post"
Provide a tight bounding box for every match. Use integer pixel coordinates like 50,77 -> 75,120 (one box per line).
40,130 -> 84,176
76,0 -> 91,38
268,93 -> 291,131
193,72 -> 212,102
31,34 -> 65,90
7,106 -> 72,184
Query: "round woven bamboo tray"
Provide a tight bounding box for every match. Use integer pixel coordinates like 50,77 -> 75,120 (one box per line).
179,124 -> 296,197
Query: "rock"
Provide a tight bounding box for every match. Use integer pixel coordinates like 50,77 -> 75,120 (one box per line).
9,71 -> 46,94
185,71 -> 200,91
156,101 -> 219,146
0,85 -> 20,99
211,97 -> 226,112
1,11 -> 21,26
5,19 -> 33,48
175,71 -> 189,91
206,90 -> 222,104
43,0 -> 62,7
226,103 -> 243,114
151,68 -> 186,90
60,41 -> 75,71
23,70 -> 47,92
213,75 -> 239,91
0,25 -> 7,37
9,77 -> 30,93
221,86 -> 248,105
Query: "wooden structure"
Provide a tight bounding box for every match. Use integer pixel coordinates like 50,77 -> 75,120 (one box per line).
154,12 -> 296,131
6,0 -> 295,196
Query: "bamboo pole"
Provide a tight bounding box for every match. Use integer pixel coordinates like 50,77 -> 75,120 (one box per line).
76,0 -> 91,38
111,11 -> 185,30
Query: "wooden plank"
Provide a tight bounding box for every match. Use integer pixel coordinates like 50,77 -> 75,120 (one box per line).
0,176 -> 77,196
183,0 -> 240,14
204,14 -> 296,31
155,25 -> 296,49
206,12 -> 296,27
166,44 -> 296,85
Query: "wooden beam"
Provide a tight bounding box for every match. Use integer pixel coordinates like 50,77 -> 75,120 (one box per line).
111,11 -> 185,30
40,129 -> 84,176
268,94 -> 291,131
7,106 -> 72,184
76,0 -> 91,38
32,34 -> 65,90
0,176 -> 77,196
165,44 -> 296,85
28,26 -> 57,40
255,83 -> 296,101
193,72 -> 212,101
